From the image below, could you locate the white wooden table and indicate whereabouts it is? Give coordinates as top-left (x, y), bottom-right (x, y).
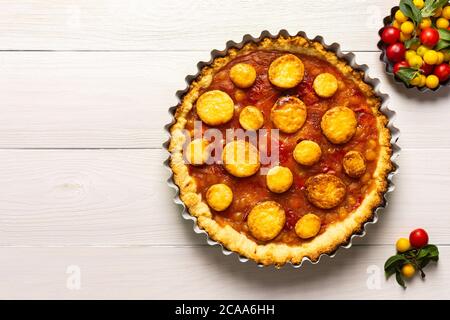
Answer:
top-left (0, 0), bottom-right (449, 299)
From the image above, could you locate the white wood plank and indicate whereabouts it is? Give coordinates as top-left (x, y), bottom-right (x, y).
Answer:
top-left (0, 0), bottom-right (392, 51)
top-left (0, 148), bottom-right (448, 246)
top-left (0, 51), bottom-right (449, 148)
top-left (0, 51), bottom-right (184, 149)
top-left (0, 246), bottom-right (447, 299)
top-left (0, 149), bottom-right (186, 246)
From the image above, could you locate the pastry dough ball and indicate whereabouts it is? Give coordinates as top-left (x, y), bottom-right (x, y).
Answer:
top-left (321, 106), bottom-right (357, 144)
top-left (313, 73), bottom-right (338, 98)
top-left (196, 90), bottom-right (234, 126)
top-left (271, 96), bottom-right (307, 133)
top-left (239, 106), bottom-right (264, 131)
top-left (247, 201), bottom-right (286, 241)
top-left (268, 54), bottom-right (305, 88)
top-left (293, 140), bottom-right (322, 166)
top-left (184, 138), bottom-right (209, 165)
top-left (305, 174), bottom-right (346, 209)
top-left (266, 166), bottom-right (293, 193)
top-left (295, 213), bottom-right (321, 239)
top-left (206, 183), bottom-right (233, 212)
top-left (229, 63), bottom-right (257, 88)
top-left (222, 140), bottom-right (260, 177)
top-left (343, 150), bottom-right (367, 178)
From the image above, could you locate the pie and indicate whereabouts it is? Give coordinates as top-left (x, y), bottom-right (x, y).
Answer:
top-left (168, 35), bottom-right (393, 266)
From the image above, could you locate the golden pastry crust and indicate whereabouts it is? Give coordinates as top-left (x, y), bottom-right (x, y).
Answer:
top-left (271, 96), bottom-right (307, 133)
top-left (247, 201), bottom-right (286, 241)
top-left (268, 54), bottom-right (305, 88)
top-left (321, 106), bottom-right (357, 144)
top-left (343, 151), bottom-right (367, 178)
top-left (305, 174), bottom-right (346, 209)
top-left (206, 184), bottom-right (233, 212)
top-left (266, 166), bottom-right (293, 193)
top-left (196, 90), bottom-right (234, 126)
top-left (313, 72), bottom-right (338, 98)
top-left (169, 35), bottom-right (393, 267)
top-left (295, 214), bottom-right (321, 239)
top-left (239, 106), bottom-right (264, 131)
top-left (293, 140), bottom-right (322, 166)
top-left (230, 63), bottom-right (257, 88)
top-left (222, 140), bottom-right (260, 178)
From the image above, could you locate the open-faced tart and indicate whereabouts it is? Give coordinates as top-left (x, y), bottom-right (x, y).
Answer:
top-left (168, 35), bottom-right (393, 266)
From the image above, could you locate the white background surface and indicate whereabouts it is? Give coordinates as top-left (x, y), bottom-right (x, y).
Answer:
top-left (0, 0), bottom-right (449, 299)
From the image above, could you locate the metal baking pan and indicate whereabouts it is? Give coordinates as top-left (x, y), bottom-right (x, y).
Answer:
top-left (164, 30), bottom-right (400, 268)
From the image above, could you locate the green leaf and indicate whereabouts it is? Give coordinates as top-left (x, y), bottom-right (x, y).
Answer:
top-left (384, 254), bottom-right (408, 271)
top-left (385, 266), bottom-right (398, 278)
top-left (417, 248), bottom-right (428, 260)
top-left (384, 255), bottom-right (409, 279)
top-left (421, 0), bottom-right (448, 17)
top-left (405, 37), bottom-right (421, 49)
top-left (418, 244), bottom-right (440, 260)
top-left (396, 67), bottom-right (421, 85)
top-left (417, 244), bottom-right (431, 258)
top-left (419, 257), bottom-right (431, 269)
top-left (400, 0), bottom-right (423, 25)
top-left (435, 40), bottom-right (450, 51)
top-left (425, 244), bottom-right (439, 260)
top-left (396, 271), bottom-right (406, 288)
top-left (438, 28), bottom-right (450, 42)
top-left (425, 244), bottom-right (439, 255)
top-left (416, 244), bottom-right (439, 271)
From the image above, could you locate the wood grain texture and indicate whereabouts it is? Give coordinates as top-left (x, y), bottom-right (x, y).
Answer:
top-left (0, 246), bottom-right (447, 299)
top-left (0, 51), bottom-right (448, 148)
top-left (0, 148), bottom-right (448, 246)
top-left (0, 0), bottom-right (449, 299)
top-left (0, 0), bottom-right (392, 51)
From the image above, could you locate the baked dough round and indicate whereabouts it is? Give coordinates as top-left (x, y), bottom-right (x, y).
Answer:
top-left (271, 96), bottom-right (307, 133)
top-left (229, 63), bottom-right (257, 88)
top-left (305, 174), bottom-right (346, 209)
top-left (222, 140), bottom-right (260, 177)
top-left (293, 140), bottom-right (322, 166)
top-left (206, 183), bottom-right (233, 211)
top-left (196, 90), bottom-right (234, 126)
top-left (295, 214), bottom-right (322, 239)
top-left (184, 138), bottom-right (209, 165)
top-left (266, 166), bottom-right (293, 193)
top-left (247, 201), bottom-right (286, 241)
top-left (239, 106), bottom-right (264, 131)
top-left (268, 54), bottom-right (305, 88)
top-left (343, 151), bottom-right (367, 178)
top-left (313, 73), bottom-right (338, 98)
top-left (321, 106), bottom-right (357, 144)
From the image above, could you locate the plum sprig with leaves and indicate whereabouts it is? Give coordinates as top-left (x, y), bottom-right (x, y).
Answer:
top-left (384, 244), bottom-right (439, 288)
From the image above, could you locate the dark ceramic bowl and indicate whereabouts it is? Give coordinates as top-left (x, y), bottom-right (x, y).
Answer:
top-left (377, 5), bottom-right (450, 92)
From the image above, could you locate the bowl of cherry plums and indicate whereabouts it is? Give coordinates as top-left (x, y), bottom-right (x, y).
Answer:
top-left (378, 0), bottom-right (450, 91)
